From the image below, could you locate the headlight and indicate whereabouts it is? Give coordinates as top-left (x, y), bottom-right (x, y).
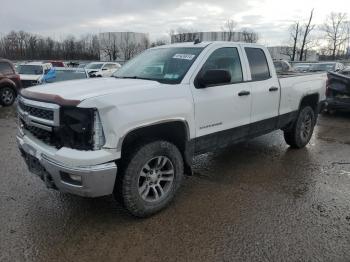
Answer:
top-left (59, 107), bottom-right (105, 150)
top-left (93, 110), bottom-right (105, 150)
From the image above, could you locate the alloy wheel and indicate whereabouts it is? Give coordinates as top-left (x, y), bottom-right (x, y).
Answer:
top-left (138, 156), bottom-right (175, 202)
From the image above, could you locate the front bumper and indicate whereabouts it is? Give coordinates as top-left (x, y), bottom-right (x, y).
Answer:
top-left (17, 135), bottom-right (117, 197)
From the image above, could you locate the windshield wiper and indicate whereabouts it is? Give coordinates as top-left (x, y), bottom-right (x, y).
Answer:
top-left (114, 76), bottom-right (162, 82)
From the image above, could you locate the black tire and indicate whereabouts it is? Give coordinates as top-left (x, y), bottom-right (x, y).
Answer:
top-left (115, 140), bottom-right (184, 217)
top-left (284, 106), bottom-right (316, 148)
top-left (0, 87), bottom-right (16, 106)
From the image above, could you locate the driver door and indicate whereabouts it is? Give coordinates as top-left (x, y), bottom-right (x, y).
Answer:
top-left (190, 45), bottom-right (252, 152)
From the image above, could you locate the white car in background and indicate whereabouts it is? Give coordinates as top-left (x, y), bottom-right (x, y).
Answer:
top-left (18, 62), bottom-right (56, 87)
top-left (85, 62), bottom-right (121, 77)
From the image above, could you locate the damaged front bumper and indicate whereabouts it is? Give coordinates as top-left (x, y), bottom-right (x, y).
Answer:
top-left (17, 134), bottom-right (118, 197)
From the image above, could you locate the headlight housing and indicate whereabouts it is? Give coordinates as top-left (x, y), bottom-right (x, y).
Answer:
top-left (59, 107), bottom-right (105, 150)
top-left (93, 110), bottom-right (105, 150)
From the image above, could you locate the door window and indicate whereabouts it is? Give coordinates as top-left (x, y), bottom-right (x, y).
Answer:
top-left (200, 47), bottom-right (243, 84)
top-left (245, 47), bottom-right (271, 81)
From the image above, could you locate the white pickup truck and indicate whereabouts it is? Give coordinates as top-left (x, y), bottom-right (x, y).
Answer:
top-left (17, 42), bottom-right (326, 217)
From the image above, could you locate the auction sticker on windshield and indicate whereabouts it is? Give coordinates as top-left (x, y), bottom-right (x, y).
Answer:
top-left (172, 54), bottom-right (196, 60)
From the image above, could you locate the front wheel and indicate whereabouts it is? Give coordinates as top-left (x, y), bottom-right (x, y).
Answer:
top-left (115, 140), bottom-right (184, 217)
top-left (0, 87), bottom-right (16, 106)
top-left (284, 106), bottom-right (316, 148)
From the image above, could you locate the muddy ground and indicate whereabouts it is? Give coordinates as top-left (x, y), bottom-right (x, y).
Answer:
top-left (0, 105), bottom-right (349, 262)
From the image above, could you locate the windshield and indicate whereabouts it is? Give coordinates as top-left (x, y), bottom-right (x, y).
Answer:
top-left (18, 65), bottom-right (43, 75)
top-left (113, 47), bottom-right (204, 84)
top-left (309, 63), bottom-right (335, 72)
top-left (46, 69), bottom-right (87, 83)
top-left (86, 63), bottom-right (103, 69)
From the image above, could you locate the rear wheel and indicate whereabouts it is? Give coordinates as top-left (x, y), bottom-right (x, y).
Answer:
top-left (0, 87), bottom-right (16, 106)
top-left (284, 106), bottom-right (316, 148)
top-left (115, 140), bottom-right (184, 217)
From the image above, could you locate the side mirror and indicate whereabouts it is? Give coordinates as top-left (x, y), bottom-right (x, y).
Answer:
top-left (102, 68), bottom-right (108, 71)
top-left (197, 69), bottom-right (231, 88)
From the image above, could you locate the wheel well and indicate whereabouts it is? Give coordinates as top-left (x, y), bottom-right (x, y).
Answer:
top-left (0, 84), bottom-right (17, 95)
top-left (120, 121), bottom-right (191, 170)
top-left (299, 94), bottom-right (319, 112)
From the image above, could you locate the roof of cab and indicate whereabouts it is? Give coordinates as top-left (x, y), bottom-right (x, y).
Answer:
top-left (152, 41), bottom-right (265, 50)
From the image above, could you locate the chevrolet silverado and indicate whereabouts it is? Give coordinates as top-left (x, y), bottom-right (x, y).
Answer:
top-left (17, 42), bottom-right (326, 217)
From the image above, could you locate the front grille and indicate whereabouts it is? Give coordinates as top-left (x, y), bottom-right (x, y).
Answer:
top-left (21, 119), bottom-right (56, 146)
top-left (18, 96), bottom-right (60, 148)
top-left (18, 100), bottom-right (54, 121)
top-left (17, 97), bottom-right (97, 151)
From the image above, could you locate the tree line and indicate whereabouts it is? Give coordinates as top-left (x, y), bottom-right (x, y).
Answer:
top-left (285, 11), bottom-right (350, 61)
top-left (0, 31), bottom-right (100, 61)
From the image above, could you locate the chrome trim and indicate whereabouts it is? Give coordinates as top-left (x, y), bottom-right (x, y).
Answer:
top-left (18, 96), bottom-right (60, 126)
top-left (41, 154), bottom-right (117, 172)
top-left (19, 96), bottom-right (60, 110)
top-left (18, 106), bottom-right (55, 128)
top-left (27, 121), bottom-right (52, 132)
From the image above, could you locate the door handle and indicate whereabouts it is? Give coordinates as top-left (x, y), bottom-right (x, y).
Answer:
top-left (269, 87), bottom-right (279, 92)
top-left (238, 90), bottom-right (250, 96)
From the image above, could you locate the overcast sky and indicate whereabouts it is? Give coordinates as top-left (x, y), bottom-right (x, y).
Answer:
top-left (1, 0), bottom-right (349, 45)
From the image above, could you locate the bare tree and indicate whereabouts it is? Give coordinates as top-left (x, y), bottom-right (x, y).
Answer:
top-left (321, 12), bottom-right (349, 59)
top-left (169, 27), bottom-right (198, 43)
top-left (299, 9), bottom-right (315, 61)
top-left (0, 30), bottom-right (100, 60)
top-left (99, 32), bottom-right (119, 61)
top-left (119, 33), bottom-right (140, 61)
top-left (288, 22), bottom-right (300, 61)
top-left (222, 19), bottom-right (237, 41)
top-left (151, 39), bottom-right (167, 47)
top-left (279, 46), bottom-right (295, 60)
top-left (241, 28), bottom-right (259, 43)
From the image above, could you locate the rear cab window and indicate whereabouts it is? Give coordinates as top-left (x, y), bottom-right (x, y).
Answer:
top-left (0, 62), bottom-right (14, 75)
top-left (245, 47), bottom-right (271, 81)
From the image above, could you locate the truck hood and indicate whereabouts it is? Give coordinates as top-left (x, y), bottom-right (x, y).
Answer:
top-left (20, 74), bottom-right (42, 81)
top-left (25, 77), bottom-right (163, 102)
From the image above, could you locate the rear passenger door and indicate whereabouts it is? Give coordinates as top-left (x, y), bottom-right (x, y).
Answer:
top-left (243, 47), bottom-right (280, 134)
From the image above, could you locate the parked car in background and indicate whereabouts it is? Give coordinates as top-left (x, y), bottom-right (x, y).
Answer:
top-left (340, 66), bottom-right (350, 76)
top-left (49, 61), bottom-right (66, 68)
top-left (309, 62), bottom-right (344, 72)
top-left (293, 63), bottom-right (312, 72)
top-left (326, 71), bottom-right (350, 112)
top-left (77, 63), bottom-right (88, 69)
top-left (273, 60), bottom-right (293, 74)
top-left (18, 62), bottom-right (56, 87)
top-left (46, 68), bottom-right (88, 83)
top-left (85, 62), bottom-right (121, 77)
top-left (17, 41), bottom-right (327, 217)
top-left (0, 59), bottom-right (21, 106)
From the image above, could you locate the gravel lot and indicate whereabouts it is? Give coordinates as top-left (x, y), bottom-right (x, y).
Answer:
top-left (0, 105), bottom-right (349, 262)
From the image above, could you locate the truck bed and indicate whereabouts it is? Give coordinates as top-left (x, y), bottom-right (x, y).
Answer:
top-left (277, 72), bottom-right (323, 78)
